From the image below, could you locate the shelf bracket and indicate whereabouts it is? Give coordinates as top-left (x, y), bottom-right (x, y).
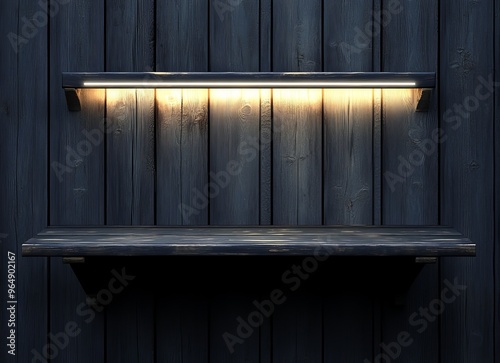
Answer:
top-left (415, 88), bottom-right (432, 112)
top-left (415, 256), bottom-right (437, 264)
top-left (63, 256), bottom-right (85, 264)
top-left (64, 88), bottom-right (81, 112)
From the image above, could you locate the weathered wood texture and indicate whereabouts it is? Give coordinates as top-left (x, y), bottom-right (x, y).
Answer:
top-left (271, 1), bottom-right (323, 361)
top-left (104, 0), bottom-right (155, 362)
top-left (48, 0), bottom-right (106, 361)
top-left (495, 0), bottom-right (500, 357)
top-left (440, 0), bottom-right (495, 362)
top-left (323, 1), bottom-right (376, 360)
top-left (1, 0), bottom-right (499, 362)
top-left (155, 1), bottom-right (210, 361)
top-left (14, 0), bottom-right (49, 360)
top-left (208, 2), bottom-right (262, 361)
top-left (22, 226), bottom-right (475, 257)
top-left (381, 1), bottom-right (440, 362)
top-left (0, 0), bottom-right (49, 361)
top-left (156, 0), bottom-right (209, 226)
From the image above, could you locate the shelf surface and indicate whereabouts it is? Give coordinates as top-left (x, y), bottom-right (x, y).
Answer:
top-left (22, 226), bottom-right (475, 257)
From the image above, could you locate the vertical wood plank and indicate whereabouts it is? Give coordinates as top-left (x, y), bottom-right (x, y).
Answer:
top-left (156, 0), bottom-right (209, 226)
top-left (382, 2), bottom-right (438, 224)
top-left (208, 1), bottom-right (261, 361)
top-left (323, 294), bottom-right (374, 362)
top-left (440, 0), bottom-right (495, 362)
top-left (106, 285), bottom-right (154, 363)
top-left (372, 0), bottom-right (382, 226)
top-left (272, 0), bottom-right (322, 225)
top-left (272, 294), bottom-right (322, 363)
top-left (49, 0), bottom-right (105, 361)
top-left (15, 0), bottom-right (49, 361)
top-left (209, 0), bottom-right (260, 225)
top-left (273, 89), bottom-right (322, 225)
top-left (381, 1), bottom-right (439, 362)
top-left (104, 0), bottom-right (155, 362)
top-left (322, 1), bottom-right (375, 361)
top-left (155, 1), bottom-right (210, 361)
top-left (106, 0), bottom-right (155, 226)
top-left (495, 0), bottom-right (500, 357)
top-left (323, 88), bottom-right (373, 223)
top-left (272, 1), bottom-right (322, 362)
top-left (209, 88), bottom-right (260, 225)
top-left (260, 0), bottom-right (272, 225)
top-left (156, 291), bottom-right (208, 363)
top-left (0, 0), bottom-right (20, 361)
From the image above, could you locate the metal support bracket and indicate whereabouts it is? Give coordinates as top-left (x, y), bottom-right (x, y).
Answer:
top-left (415, 256), bottom-right (437, 264)
top-left (62, 256), bottom-right (85, 264)
top-left (64, 88), bottom-right (81, 111)
top-left (415, 88), bottom-right (432, 112)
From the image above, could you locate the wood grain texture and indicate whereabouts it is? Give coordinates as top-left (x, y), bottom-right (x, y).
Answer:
top-left (106, 287), bottom-right (154, 363)
top-left (0, 0), bottom-right (19, 361)
top-left (3, 0), bottom-right (500, 361)
top-left (49, 0), bottom-right (106, 361)
top-left (260, 89), bottom-right (272, 225)
top-left (272, 0), bottom-right (322, 226)
top-left (22, 226), bottom-right (475, 257)
top-left (156, 293), bottom-right (208, 363)
top-left (155, 1), bottom-right (210, 361)
top-left (440, 0), bottom-right (495, 362)
top-left (272, 89), bottom-right (322, 225)
top-left (495, 0), bottom-right (500, 357)
top-left (34, 225), bottom-right (466, 236)
top-left (272, 295), bottom-right (322, 363)
top-left (271, 1), bottom-right (322, 361)
top-left (381, 1), bottom-right (440, 362)
top-left (323, 1), bottom-right (375, 360)
top-left (323, 294), bottom-right (374, 362)
top-left (208, 2), bottom-right (261, 361)
top-left (323, 0), bottom-right (374, 225)
top-left (157, 0), bottom-right (208, 71)
top-left (106, 0), bottom-right (155, 225)
top-left (14, 0), bottom-right (50, 361)
top-left (259, 0), bottom-right (272, 225)
top-left (104, 1), bottom-right (155, 362)
top-left (209, 0), bottom-right (260, 225)
top-left (156, 0), bottom-right (209, 226)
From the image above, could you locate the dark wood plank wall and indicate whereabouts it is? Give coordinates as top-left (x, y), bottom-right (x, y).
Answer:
top-left (381, 1), bottom-right (440, 362)
top-left (49, 0), bottom-right (106, 361)
top-left (323, 1), bottom-right (375, 361)
top-left (440, 0), bottom-right (496, 362)
top-left (105, 0), bottom-right (156, 362)
top-left (0, 0), bottom-right (498, 362)
top-left (495, 0), bottom-right (500, 358)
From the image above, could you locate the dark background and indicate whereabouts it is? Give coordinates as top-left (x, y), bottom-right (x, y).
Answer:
top-left (0, 0), bottom-right (498, 361)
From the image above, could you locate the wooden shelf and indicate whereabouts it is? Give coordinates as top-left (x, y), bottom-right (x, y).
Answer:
top-left (22, 226), bottom-right (474, 258)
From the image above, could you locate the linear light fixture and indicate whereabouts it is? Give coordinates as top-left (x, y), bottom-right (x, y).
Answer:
top-left (62, 72), bottom-right (435, 112)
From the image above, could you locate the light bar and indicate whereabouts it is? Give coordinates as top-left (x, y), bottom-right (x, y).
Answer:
top-left (62, 72), bottom-right (435, 111)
